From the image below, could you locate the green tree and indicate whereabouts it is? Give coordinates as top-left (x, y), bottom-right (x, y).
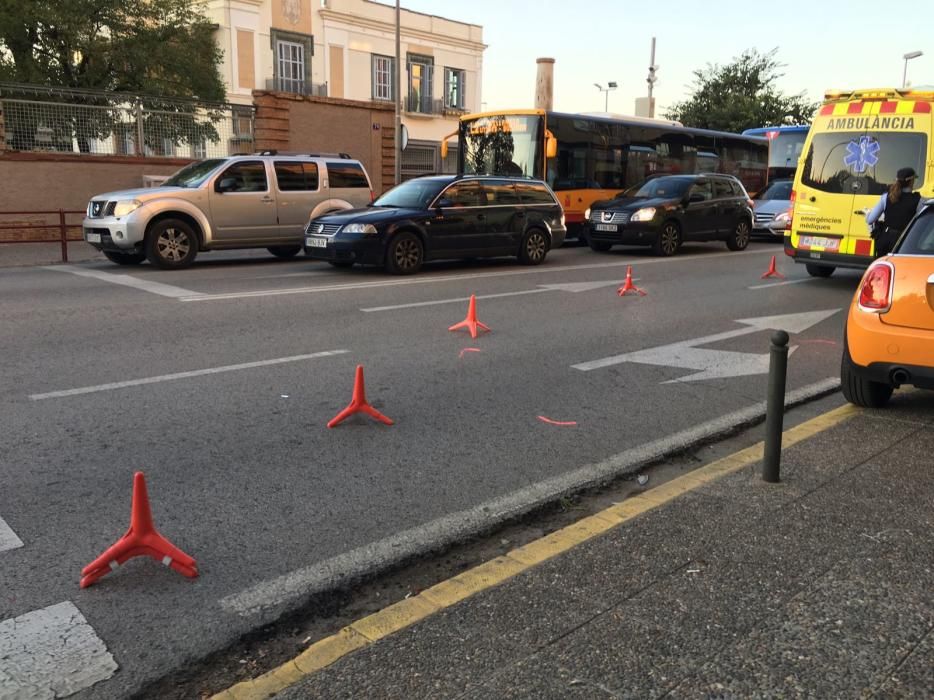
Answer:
top-left (664, 49), bottom-right (818, 132)
top-left (0, 0), bottom-right (227, 152)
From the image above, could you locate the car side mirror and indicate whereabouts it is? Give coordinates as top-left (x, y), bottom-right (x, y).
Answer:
top-left (215, 177), bottom-right (237, 193)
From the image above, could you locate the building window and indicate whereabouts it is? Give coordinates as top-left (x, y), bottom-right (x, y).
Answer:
top-left (372, 54), bottom-right (394, 101)
top-left (407, 54), bottom-right (434, 114)
top-left (401, 142), bottom-right (437, 181)
top-left (277, 40), bottom-right (305, 94)
top-left (444, 68), bottom-right (466, 110)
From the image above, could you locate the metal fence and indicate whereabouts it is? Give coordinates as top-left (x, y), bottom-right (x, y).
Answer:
top-left (0, 209), bottom-right (85, 262)
top-left (0, 83), bottom-right (254, 158)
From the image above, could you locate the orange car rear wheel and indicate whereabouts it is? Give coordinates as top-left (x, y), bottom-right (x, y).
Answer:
top-left (841, 342), bottom-right (894, 408)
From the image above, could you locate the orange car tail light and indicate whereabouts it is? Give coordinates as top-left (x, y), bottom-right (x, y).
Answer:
top-left (858, 262), bottom-right (894, 312)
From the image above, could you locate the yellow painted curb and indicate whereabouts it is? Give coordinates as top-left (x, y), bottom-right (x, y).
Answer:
top-left (211, 401), bottom-right (860, 700)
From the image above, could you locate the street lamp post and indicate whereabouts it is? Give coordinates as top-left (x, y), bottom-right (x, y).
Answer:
top-left (902, 51), bottom-right (923, 89)
top-left (594, 81), bottom-right (617, 112)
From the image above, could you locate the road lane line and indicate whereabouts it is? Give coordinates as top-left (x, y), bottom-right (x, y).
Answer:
top-left (213, 396), bottom-right (859, 700)
top-left (0, 515), bottom-right (23, 552)
top-left (0, 601), bottom-right (118, 698)
top-left (43, 265), bottom-right (201, 299)
top-left (28, 350), bottom-right (349, 401)
top-left (219, 376), bottom-right (840, 618)
top-left (181, 248), bottom-right (772, 302)
top-left (361, 288), bottom-right (550, 312)
top-left (748, 277), bottom-right (817, 290)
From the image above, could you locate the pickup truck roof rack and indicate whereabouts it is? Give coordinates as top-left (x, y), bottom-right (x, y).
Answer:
top-left (254, 150), bottom-right (353, 159)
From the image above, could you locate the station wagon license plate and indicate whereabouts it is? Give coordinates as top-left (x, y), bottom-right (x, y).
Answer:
top-left (594, 224), bottom-right (617, 232)
top-left (799, 235), bottom-right (840, 252)
top-left (306, 236), bottom-right (328, 248)
top-left (86, 232), bottom-right (101, 244)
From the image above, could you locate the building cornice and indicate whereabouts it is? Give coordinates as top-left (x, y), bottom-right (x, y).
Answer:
top-left (318, 9), bottom-right (487, 52)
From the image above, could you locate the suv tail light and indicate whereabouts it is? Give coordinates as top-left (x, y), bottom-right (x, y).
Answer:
top-left (858, 262), bottom-right (894, 312)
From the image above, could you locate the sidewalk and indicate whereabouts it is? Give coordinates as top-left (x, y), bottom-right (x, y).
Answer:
top-left (228, 391), bottom-right (933, 699)
top-left (0, 242), bottom-right (103, 267)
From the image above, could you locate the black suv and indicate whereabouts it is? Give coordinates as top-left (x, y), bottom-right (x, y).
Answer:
top-left (303, 175), bottom-right (566, 274)
top-left (586, 174), bottom-right (753, 256)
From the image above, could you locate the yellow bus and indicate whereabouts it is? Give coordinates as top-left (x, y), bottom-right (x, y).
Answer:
top-left (443, 109), bottom-right (769, 241)
top-left (787, 87), bottom-right (934, 277)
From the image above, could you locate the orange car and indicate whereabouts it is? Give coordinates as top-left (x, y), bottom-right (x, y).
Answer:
top-left (842, 200), bottom-right (934, 407)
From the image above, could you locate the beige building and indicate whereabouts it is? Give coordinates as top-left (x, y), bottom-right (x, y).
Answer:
top-left (206, 0), bottom-right (485, 178)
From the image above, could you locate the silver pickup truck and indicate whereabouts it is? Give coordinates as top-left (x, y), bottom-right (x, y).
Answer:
top-left (82, 153), bottom-right (373, 269)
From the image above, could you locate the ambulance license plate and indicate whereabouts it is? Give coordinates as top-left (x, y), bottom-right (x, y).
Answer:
top-left (799, 235), bottom-right (840, 252)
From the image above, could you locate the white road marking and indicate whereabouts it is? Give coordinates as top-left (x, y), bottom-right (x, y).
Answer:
top-left (220, 377), bottom-right (840, 616)
top-left (0, 601), bottom-right (118, 699)
top-left (572, 309), bottom-right (841, 379)
top-left (180, 248), bottom-right (771, 302)
top-left (28, 350), bottom-right (349, 401)
top-left (748, 277), bottom-right (817, 290)
top-left (0, 515), bottom-right (23, 553)
top-left (362, 288), bottom-right (549, 312)
top-left (360, 280), bottom-right (629, 312)
top-left (43, 265), bottom-right (200, 299)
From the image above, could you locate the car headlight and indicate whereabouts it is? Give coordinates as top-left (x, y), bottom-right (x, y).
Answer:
top-left (773, 211), bottom-right (792, 227)
top-left (584, 208), bottom-right (591, 220)
top-left (340, 223), bottom-right (378, 235)
top-left (631, 207), bottom-right (656, 222)
top-left (113, 200), bottom-right (142, 217)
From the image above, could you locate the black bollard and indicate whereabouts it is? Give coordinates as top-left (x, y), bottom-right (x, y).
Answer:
top-left (763, 330), bottom-right (789, 483)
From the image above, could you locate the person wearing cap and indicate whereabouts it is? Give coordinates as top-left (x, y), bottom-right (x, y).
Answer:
top-left (865, 167), bottom-right (923, 256)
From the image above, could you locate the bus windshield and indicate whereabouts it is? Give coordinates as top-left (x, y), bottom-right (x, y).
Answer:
top-left (459, 114), bottom-right (544, 180)
top-left (768, 131), bottom-right (806, 174)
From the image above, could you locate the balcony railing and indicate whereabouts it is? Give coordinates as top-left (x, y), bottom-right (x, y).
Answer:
top-left (266, 78), bottom-right (328, 97)
top-left (405, 95), bottom-right (443, 115)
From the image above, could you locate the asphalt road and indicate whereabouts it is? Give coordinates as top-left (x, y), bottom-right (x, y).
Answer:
top-left (0, 241), bottom-right (863, 698)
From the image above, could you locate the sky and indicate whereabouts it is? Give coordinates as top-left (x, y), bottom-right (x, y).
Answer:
top-left (377, 0), bottom-right (934, 117)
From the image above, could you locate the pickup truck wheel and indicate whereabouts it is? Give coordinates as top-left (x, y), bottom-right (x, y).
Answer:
top-left (268, 245), bottom-right (302, 258)
top-left (103, 251), bottom-right (146, 265)
top-left (145, 219), bottom-right (198, 269)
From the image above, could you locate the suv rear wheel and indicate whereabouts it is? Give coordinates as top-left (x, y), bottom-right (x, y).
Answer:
top-left (268, 245), bottom-right (302, 258)
top-left (145, 218), bottom-right (199, 269)
top-left (103, 251), bottom-right (146, 265)
top-left (385, 232), bottom-right (423, 275)
top-left (726, 218), bottom-right (751, 251)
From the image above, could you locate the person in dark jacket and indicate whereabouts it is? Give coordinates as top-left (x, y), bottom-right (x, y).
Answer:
top-left (866, 167), bottom-right (923, 256)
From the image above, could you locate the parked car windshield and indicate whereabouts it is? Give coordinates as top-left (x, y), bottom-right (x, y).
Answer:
top-left (624, 177), bottom-right (692, 199)
top-left (163, 159), bottom-right (227, 188)
top-left (756, 180), bottom-right (793, 200)
top-left (374, 179), bottom-right (449, 208)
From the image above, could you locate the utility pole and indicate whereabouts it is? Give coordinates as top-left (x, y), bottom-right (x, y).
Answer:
top-left (647, 37), bottom-right (658, 118)
top-left (394, 0), bottom-right (402, 185)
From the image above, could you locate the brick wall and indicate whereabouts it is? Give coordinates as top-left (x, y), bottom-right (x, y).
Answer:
top-left (253, 91), bottom-right (396, 194)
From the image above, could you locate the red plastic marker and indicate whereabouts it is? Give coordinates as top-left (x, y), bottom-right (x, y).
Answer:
top-left (327, 365), bottom-right (394, 428)
top-left (617, 266), bottom-right (646, 296)
top-left (459, 347), bottom-right (483, 359)
top-left (81, 472), bottom-right (197, 588)
top-left (761, 255), bottom-right (785, 279)
top-left (449, 295), bottom-right (491, 339)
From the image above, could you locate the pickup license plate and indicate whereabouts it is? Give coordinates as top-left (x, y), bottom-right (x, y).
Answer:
top-left (306, 236), bottom-right (328, 248)
top-left (594, 224), bottom-right (617, 232)
top-left (799, 235), bottom-right (839, 252)
top-left (86, 232), bottom-right (101, 244)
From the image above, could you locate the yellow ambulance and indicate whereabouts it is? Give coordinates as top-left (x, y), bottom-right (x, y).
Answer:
top-left (786, 88), bottom-right (934, 277)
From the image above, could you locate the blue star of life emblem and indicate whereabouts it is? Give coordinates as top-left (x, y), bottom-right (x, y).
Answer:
top-left (843, 136), bottom-right (880, 173)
